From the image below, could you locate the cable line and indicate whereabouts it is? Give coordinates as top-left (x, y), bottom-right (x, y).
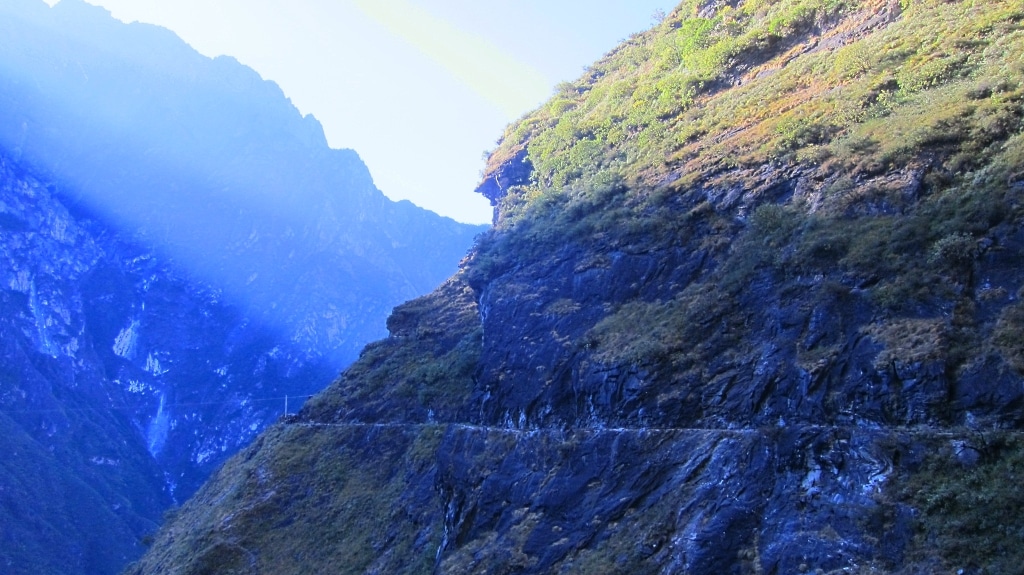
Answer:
top-left (0, 394), bottom-right (316, 416)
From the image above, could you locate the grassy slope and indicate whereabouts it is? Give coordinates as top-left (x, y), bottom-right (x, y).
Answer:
top-left (477, 0), bottom-right (1024, 381)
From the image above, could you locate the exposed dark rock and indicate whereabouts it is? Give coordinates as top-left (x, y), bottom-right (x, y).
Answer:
top-left (475, 147), bottom-right (533, 209)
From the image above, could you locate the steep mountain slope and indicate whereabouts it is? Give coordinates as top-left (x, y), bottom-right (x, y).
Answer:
top-left (0, 154), bottom-right (169, 574)
top-left (132, 0), bottom-right (1024, 573)
top-left (0, 148), bottom-right (342, 573)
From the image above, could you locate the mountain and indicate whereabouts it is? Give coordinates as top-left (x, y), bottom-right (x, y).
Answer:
top-left (0, 155), bottom-right (169, 575)
top-left (131, 0), bottom-right (1023, 574)
top-left (0, 152), bottom-right (337, 573)
top-left (0, 0), bottom-right (484, 573)
top-left (0, 0), bottom-right (486, 365)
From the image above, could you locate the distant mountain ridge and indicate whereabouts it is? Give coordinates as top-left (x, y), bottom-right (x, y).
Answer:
top-left (0, 0), bottom-right (486, 365)
top-left (0, 0), bottom-right (484, 573)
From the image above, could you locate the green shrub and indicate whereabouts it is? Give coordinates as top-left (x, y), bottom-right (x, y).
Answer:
top-left (927, 232), bottom-right (978, 267)
top-left (993, 301), bottom-right (1024, 373)
top-left (899, 434), bottom-right (1024, 575)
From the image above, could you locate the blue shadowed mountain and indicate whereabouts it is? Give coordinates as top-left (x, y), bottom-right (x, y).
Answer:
top-left (0, 1), bottom-right (486, 573)
top-left (0, 0), bottom-right (486, 364)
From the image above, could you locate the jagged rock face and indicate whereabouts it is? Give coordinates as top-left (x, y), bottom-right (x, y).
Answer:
top-left (0, 151), bottom-right (338, 573)
top-left (0, 156), bottom-right (168, 573)
top-left (119, 421), bottom-right (915, 575)
top-left (77, 235), bottom-right (338, 501)
top-left (475, 148), bottom-right (533, 210)
top-left (133, 0), bottom-right (1024, 574)
top-left (465, 191), bottom-right (1024, 432)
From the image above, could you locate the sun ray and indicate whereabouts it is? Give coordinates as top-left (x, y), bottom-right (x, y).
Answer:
top-left (352, 0), bottom-right (549, 119)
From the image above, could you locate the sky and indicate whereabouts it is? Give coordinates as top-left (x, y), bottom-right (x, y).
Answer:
top-left (61, 0), bottom-right (680, 224)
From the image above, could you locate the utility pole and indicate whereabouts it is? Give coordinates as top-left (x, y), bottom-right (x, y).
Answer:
top-left (284, 395), bottom-right (288, 416)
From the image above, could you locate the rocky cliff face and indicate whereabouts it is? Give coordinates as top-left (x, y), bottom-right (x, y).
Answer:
top-left (132, 0), bottom-right (1024, 573)
top-left (0, 154), bottom-right (168, 575)
top-left (0, 149), bottom-right (340, 573)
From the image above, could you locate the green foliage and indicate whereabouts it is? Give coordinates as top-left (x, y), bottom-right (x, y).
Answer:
top-left (899, 434), bottom-right (1024, 575)
top-left (477, 0), bottom-right (1024, 315)
top-left (133, 424), bottom-right (445, 575)
top-left (927, 232), bottom-right (978, 267)
top-left (492, 0), bottom-right (873, 191)
top-left (137, 4), bottom-right (1024, 574)
top-left (402, 327), bottom-right (482, 406)
top-left (587, 282), bottom-right (746, 372)
top-left (993, 299), bottom-right (1024, 373)
top-left (498, 18), bottom-right (1017, 394)
top-left (749, 203), bottom-right (801, 247)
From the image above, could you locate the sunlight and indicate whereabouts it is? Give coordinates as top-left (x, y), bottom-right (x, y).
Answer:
top-left (352, 0), bottom-right (549, 119)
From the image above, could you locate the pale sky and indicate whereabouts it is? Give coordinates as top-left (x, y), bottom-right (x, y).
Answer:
top-left (58, 0), bottom-right (679, 224)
